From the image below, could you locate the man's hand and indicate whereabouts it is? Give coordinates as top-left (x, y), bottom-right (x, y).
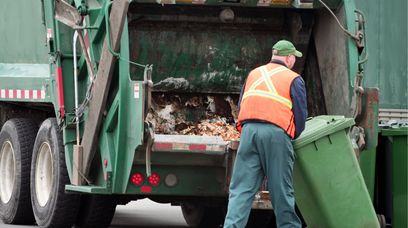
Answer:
top-left (236, 121), bottom-right (242, 133)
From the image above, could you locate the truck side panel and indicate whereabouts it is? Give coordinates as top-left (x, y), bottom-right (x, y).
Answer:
top-left (0, 0), bottom-right (48, 64)
top-left (355, 0), bottom-right (408, 109)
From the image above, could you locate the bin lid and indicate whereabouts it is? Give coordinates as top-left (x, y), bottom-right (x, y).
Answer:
top-left (382, 127), bottom-right (408, 136)
top-left (292, 115), bottom-right (355, 149)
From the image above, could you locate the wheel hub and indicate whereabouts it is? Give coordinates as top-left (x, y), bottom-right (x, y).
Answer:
top-left (35, 142), bottom-right (54, 207)
top-left (0, 141), bottom-right (16, 204)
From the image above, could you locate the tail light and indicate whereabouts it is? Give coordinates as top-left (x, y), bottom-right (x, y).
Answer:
top-left (130, 173), bottom-right (144, 186)
top-left (148, 173), bottom-right (161, 186)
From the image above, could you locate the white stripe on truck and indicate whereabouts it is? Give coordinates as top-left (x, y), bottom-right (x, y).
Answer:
top-left (0, 88), bottom-right (46, 100)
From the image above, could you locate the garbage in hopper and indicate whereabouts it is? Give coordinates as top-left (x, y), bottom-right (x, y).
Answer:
top-left (146, 93), bottom-right (240, 141)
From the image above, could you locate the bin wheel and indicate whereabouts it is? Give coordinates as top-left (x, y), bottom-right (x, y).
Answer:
top-left (377, 214), bottom-right (386, 228)
top-left (74, 195), bottom-right (117, 228)
top-left (0, 119), bottom-right (37, 225)
top-left (30, 118), bottom-right (80, 227)
top-left (181, 202), bottom-right (225, 227)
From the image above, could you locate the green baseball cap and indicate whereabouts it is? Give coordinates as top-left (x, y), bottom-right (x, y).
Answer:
top-left (272, 40), bottom-right (303, 57)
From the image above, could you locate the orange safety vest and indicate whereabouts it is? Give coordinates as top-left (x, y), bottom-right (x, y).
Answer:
top-left (237, 63), bottom-right (299, 138)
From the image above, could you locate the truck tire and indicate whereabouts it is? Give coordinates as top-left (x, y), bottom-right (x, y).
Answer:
top-left (181, 202), bottom-right (225, 227)
top-left (30, 118), bottom-right (79, 228)
top-left (0, 119), bottom-right (37, 225)
top-left (74, 195), bottom-right (117, 228)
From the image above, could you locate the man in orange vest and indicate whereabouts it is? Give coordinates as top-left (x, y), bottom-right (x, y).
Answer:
top-left (224, 40), bottom-right (307, 228)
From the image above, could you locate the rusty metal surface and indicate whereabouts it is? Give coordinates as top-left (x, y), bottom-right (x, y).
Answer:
top-left (314, 7), bottom-right (352, 116)
top-left (355, 87), bottom-right (379, 147)
top-left (128, 5), bottom-right (314, 93)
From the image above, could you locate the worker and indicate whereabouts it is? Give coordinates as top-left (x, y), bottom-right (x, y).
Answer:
top-left (224, 40), bottom-right (308, 228)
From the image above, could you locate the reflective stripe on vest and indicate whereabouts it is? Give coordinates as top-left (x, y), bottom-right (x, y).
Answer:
top-left (238, 63), bottom-right (298, 138)
top-left (242, 65), bottom-right (293, 109)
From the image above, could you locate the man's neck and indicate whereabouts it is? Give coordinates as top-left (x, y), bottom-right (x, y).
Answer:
top-left (270, 59), bottom-right (288, 68)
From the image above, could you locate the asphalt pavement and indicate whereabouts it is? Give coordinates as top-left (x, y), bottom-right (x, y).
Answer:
top-left (110, 199), bottom-right (189, 228)
top-left (0, 199), bottom-right (189, 228)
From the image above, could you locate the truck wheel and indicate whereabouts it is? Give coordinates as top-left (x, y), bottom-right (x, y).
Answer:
top-left (74, 195), bottom-right (117, 228)
top-left (181, 202), bottom-right (225, 227)
top-left (30, 118), bottom-right (79, 228)
top-left (0, 119), bottom-right (37, 224)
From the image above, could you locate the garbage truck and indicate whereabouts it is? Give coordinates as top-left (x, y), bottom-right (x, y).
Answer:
top-left (0, 0), bottom-right (406, 227)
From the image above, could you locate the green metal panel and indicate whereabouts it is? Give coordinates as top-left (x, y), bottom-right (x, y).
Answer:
top-left (0, 1), bottom-right (53, 105)
top-left (0, 0), bottom-right (48, 63)
top-left (63, 18), bottom-right (146, 193)
top-left (111, 23), bottom-right (145, 193)
top-left (355, 0), bottom-right (408, 109)
top-left (126, 165), bottom-right (227, 196)
top-left (343, 0), bottom-right (359, 99)
top-left (128, 5), bottom-right (314, 93)
top-left (0, 64), bottom-right (52, 103)
top-left (65, 184), bottom-right (110, 194)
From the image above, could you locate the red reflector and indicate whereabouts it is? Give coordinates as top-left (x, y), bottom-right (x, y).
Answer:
top-left (56, 67), bottom-right (65, 118)
top-left (130, 173), bottom-right (144, 186)
top-left (189, 144), bottom-right (206, 151)
top-left (141, 186), bottom-right (152, 193)
top-left (148, 173), bottom-right (161, 186)
top-left (154, 143), bottom-right (173, 150)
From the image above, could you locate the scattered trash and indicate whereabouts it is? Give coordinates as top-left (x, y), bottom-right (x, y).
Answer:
top-left (153, 77), bottom-right (190, 91)
top-left (180, 118), bottom-right (240, 141)
top-left (147, 93), bottom-right (240, 141)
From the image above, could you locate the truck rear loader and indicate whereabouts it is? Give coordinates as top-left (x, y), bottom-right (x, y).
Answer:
top-left (0, 0), bottom-right (406, 227)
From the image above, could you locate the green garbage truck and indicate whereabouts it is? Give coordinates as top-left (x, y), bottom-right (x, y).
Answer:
top-left (0, 0), bottom-right (406, 227)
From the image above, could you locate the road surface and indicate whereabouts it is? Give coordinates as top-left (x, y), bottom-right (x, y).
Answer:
top-left (110, 199), bottom-right (189, 228)
top-left (0, 199), bottom-right (189, 228)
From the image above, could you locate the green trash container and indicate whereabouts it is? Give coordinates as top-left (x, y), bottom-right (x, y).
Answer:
top-left (382, 127), bottom-right (408, 228)
top-left (292, 116), bottom-right (379, 228)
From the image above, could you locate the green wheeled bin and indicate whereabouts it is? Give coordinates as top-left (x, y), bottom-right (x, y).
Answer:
top-left (292, 116), bottom-right (380, 228)
top-left (381, 127), bottom-right (408, 228)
